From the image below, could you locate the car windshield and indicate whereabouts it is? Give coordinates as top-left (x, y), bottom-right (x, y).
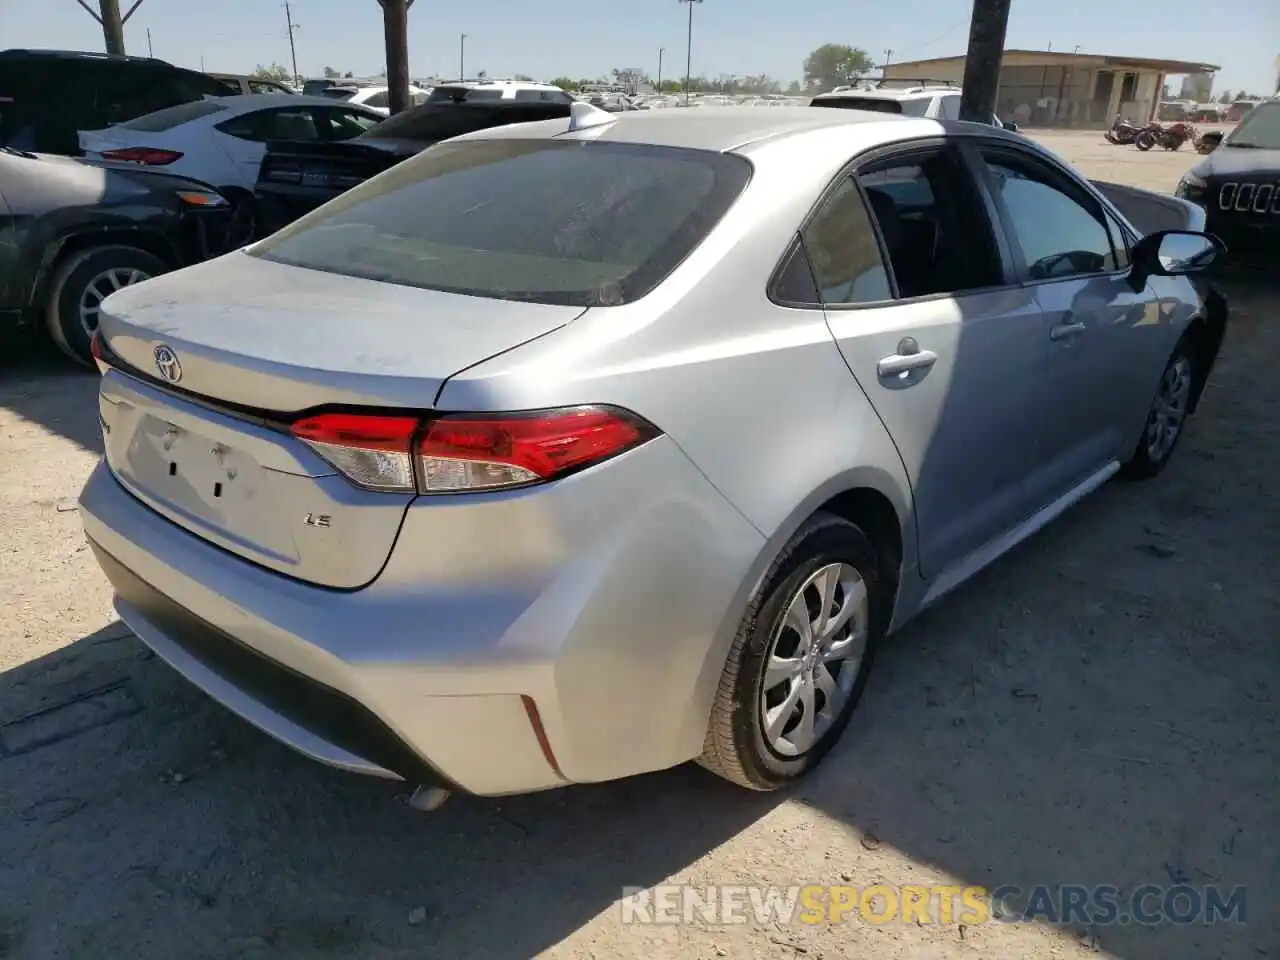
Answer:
top-left (810, 96), bottom-right (929, 117)
top-left (117, 99), bottom-right (229, 131)
top-left (1226, 102), bottom-right (1280, 149)
top-left (249, 139), bottom-right (751, 307)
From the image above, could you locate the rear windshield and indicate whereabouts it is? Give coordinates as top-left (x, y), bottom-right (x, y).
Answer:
top-left (249, 139), bottom-right (752, 306)
top-left (428, 86), bottom-right (504, 102)
top-left (364, 102), bottom-right (569, 141)
top-left (322, 87), bottom-right (358, 100)
top-left (119, 99), bottom-right (229, 131)
top-left (811, 96), bottom-right (929, 117)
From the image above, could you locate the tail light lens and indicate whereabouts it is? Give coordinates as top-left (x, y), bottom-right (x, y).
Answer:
top-left (290, 406), bottom-right (658, 494)
top-left (290, 413), bottom-right (419, 492)
top-left (89, 331), bottom-right (110, 375)
top-left (100, 147), bottom-right (184, 165)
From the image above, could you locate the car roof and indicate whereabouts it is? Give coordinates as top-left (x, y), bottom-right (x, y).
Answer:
top-left (814, 87), bottom-right (951, 101)
top-left (459, 105), bottom-right (938, 152)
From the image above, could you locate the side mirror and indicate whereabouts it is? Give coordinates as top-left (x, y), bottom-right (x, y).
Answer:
top-left (1129, 229), bottom-right (1226, 289)
top-left (1002, 119), bottom-right (1019, 132)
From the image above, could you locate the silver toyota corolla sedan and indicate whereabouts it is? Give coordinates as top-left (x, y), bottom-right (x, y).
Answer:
top-left (81, 104), bottom-right (1226, 802)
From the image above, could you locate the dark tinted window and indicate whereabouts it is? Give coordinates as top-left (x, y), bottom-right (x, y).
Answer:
top-left (315, 107), bottom-right (381, 139)
top-left (322, 87), bottom-right (358, 100)
top-left (857, 150), bottom-right (1001, 297)
top-left (981, 152), bottom-right (1119, 279)
top-left (365, 91), bottom-right (390, 109)
top-left (250, 140), bottom-right (751, 306)
top-left (1227, 100), bottom-right (1280, 149)
top-left (218, 107), bottom-right (319, 141)
top-left (120, 99), bottom-right (228, 130)
top-left (365, 102), bottom-right (568, 141)
top-left (802, 178), bottom-right (892, 304)
top-left (427, 85), bottom-right (503, 102)
top-left (810, 96), bottom-right (929, 117)
top-left (514, 88), bottom-right (574, 103)
top-left (771, 241), bottom-right (821, 305)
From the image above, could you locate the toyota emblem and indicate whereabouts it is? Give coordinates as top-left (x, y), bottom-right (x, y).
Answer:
top-left (153, 345), bottom-right (182, 383)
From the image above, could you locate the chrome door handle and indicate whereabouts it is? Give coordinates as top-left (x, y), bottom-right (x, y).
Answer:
top-left (1050, 321), bottom-right (1087, 341)
top-left (877, 350), bottom-right (938, 377)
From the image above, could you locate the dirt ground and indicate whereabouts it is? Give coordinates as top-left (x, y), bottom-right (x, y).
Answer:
top-left (0, 131), bottom-right (1276, 960)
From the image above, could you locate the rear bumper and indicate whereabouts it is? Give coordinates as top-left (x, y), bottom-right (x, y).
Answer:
top-left (79, 436), bottom-right (764, 796)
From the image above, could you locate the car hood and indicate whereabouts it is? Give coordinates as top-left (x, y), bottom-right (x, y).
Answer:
top-left (1193, 145), bottom-right (1280, 178)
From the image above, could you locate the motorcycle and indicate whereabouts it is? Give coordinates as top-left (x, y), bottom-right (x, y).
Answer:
top-left (1136, 121), bottom-right (1194, 152)
top-left (1104, 116), bottom-right (1144, 145)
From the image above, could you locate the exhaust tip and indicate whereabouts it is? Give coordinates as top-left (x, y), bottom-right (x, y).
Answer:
top-left (408, 784), bottom-right (451, 812)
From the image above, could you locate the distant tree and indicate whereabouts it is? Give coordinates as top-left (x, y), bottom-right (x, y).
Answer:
top-left (343, 71), bottom-right (354, 78)
top-left (1217, 89), bottom-right (1233, 103)
top-left (786, 79), bottom-right (802, 95)
top-left (322, 66), bottom-right (341, 78)
top-left (550, 76), bottom-right (579, 91)
top-left (514, 73), bottom-right (534, 81)
top-left (803, 44), bottom-right (874, 92)
top-left (251, 62), bottom-right (293, 82)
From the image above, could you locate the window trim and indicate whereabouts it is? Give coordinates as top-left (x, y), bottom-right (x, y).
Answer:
top-left (766, 235), bottom-right (824, 310)
top-left (962, 139), bottom-right (1133, 286)
top-left (767, 137), bottom-right (1020, 311)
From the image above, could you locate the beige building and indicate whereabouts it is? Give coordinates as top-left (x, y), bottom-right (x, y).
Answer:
top-left (883, 49), bottom-right (1219, 128)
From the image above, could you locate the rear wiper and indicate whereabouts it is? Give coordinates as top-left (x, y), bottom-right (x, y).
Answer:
top-left (0, 145), bottom-right (37, 159)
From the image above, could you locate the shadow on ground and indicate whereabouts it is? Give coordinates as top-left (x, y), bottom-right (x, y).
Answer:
top-left (0, 344), bottom-right (101, 456)
top-left (0, 281), bottom-right (1275, 960)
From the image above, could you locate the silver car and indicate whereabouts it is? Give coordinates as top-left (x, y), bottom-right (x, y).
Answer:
top-left (81, 106), bottom-right (1226, 801)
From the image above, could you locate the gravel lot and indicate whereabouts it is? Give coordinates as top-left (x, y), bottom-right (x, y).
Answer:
top-left (1, 131), bottom-right (1275, 960)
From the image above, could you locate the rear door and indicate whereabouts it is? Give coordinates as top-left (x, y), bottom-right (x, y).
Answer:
top-left (793, 142), bottom-right (1048, 577)
top-left (967, 141), bottom-right (1161, 504)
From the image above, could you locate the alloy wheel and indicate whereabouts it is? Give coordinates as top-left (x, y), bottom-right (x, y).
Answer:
top-left (77, 267), bottom-right (150, 339)
top-left (760, 562), bottom-right (869, 757)
top-left (1145, 355), bottom-right (1192, 462)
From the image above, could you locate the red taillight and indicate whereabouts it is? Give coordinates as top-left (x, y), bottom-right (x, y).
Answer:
top-left (100, 147), bottom-right (184, 165)
top-left (289, 406), bottom-right (657, 494)
top-left (417, 407), bottom-right (654, 492)
top-left (290, 413), bottom-right (419, 492)
top-left (90, 331), bottom-right (110, 374)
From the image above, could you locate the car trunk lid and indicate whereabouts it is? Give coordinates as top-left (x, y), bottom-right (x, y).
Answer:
top-left (96, 251), bottom-right (583, 587)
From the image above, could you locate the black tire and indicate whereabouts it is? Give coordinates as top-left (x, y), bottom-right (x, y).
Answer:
top-left (44, 245), bottom-right (167, 366)
top-left (1135, 131), bottom-right (1156, 151)
top-left (698, 513), bottom-right (886, 791)
top-left (1121, 338), bottom-right (1196, 481)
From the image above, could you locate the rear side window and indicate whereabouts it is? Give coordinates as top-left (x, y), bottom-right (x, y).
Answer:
top-left (514, 88), bottom-right (574, 103)
top-left (119, 99), bottom-right (229, 131)
top-left (801, 178), bottom-right (892, 304)
top-left (365, 91), bottom-right (390, 109)
top-left (250, 140), bottom-right (752, 306)
top-left (428, 86), bottom-right (504, 102)
top-left (811, 96), bottom-right (930, 118)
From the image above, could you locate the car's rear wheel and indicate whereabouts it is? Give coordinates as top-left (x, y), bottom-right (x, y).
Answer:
top-left (1122, 338), bottom-right (1196, 480)
top-left (698, 513), bottom-right (884, 791)
top-left (44, 245), bottom-right (166, 366)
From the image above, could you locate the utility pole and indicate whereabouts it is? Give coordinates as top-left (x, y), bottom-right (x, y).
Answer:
top-left (375, 0), bottom-right (413, 114)
top-left (283, 0), bottom-right (301, 87)
top-left (657, 48), bottom-right (664, 91)
top-left (678, 0), bottom-right (703, 104)
top-left (958, 0), bottom-right (1012, 122)
top-left (459, 33), bottom-right (467, 80)
top-left (73, 0), bottom-right (149, 56)
top-left (146, 28), bottom-right (153, 57)
top-left (883, 48), bottom-right (893, 71)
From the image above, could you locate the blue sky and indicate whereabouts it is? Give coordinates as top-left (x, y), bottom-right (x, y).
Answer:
top-left (2, 0), bottom-right (1276, 95)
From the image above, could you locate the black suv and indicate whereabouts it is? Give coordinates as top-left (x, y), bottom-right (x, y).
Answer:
top-left (0, 49), bottom-right (235, 157)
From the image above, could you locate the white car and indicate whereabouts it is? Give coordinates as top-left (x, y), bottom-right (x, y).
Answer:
top-left (324, 85), bottom-right (431, 116)
top-left (811, 83), bottom-right (1016, 130)
top-left (78, 95), bottom-right (384, 239)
